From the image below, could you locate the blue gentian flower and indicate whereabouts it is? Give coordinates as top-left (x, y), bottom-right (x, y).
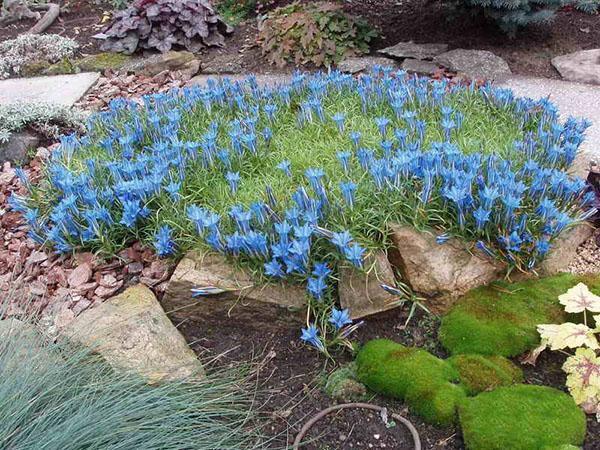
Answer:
top-left (225, 171), bottom-right (240, 194)
top-left (329, 308), bottom-right (352, 329)
top-left (264, 259), bottom-right (284, 278)
top-left (331, 230), bottom-right (352, 251)
top-left (307, 276), bottom-right (326, 300)
top-left (337, 151), bottom-right (352, 173)
top-left (345, 243), bottom-right (365, 268)
top-left (277, 160), bottom-right (292, 177)
top-left (332, 113), bottom-right (346, 132)
top-left (300, 325), bottom-right (324, 351)
top-left (312, 262), bottom-right (332, 280)
top-left (339, 181), bottom-right (357, 208)
top-left (154, 225), bottom-right (175, 256)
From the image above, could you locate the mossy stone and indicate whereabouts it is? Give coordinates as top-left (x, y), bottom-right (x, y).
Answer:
top-left (75, 52), bottom-right (131, 72)
top-left (20, 60), bottom-right (53, 77)
top-left (356, 339), bottom-right (465, 425)
top-left (44, 58), bottom-right (78, 75)
top-left (448, 354), bottom-right (523, 396)
top-left (459, 384), bottom-right (586, 450)
top-left (439, 273), bottom-right (600, 357)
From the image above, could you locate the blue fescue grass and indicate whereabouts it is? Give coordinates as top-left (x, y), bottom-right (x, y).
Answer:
top-left (0, 313), bottom-right (266, 450)
top-left (11, 69), bottom-right (594, 300)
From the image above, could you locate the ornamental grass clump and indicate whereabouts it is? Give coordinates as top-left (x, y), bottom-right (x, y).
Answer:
top-left (0, 316), bottom-right (264, 449)
top-left (11, 69), bottom-right (594, 339)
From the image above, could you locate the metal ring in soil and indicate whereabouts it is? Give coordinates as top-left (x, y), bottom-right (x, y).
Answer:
top-left (292, 402), bottom-right (421, 450)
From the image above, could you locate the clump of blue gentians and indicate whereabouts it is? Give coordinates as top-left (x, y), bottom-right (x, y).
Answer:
top-left (9, 68), bottom-right (595, 351)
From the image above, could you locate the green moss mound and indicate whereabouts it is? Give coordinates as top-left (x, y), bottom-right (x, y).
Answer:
top-left (76, 52), bottom-right (131, 72)
top-left (448, 354), bottom-right (523, 396)
top-left (439, 273), bottom-right (600, 357)
top-left (356, 339), bottom-right (465, 425)
top-left (459, 384), bottom-right (586, 450)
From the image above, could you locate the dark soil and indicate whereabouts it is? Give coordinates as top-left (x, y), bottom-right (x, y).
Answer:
top-left (175, 306), bottom-right (600, 449)
top-left (345, 0), bottom-right (600, 79)
top-left (0, 0), bottom-right (106, 54)
top-left (1, 0), bottom-right (599, 79)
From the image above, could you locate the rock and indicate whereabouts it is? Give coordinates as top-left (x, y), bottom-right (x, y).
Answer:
top-left (162, 252), bottom-right (306, 324)
top-left (0, 72), bottom-right (101, 106)
top-left (187, 73), bottom-right (293, 89)
top-left (378, 41), bottom-right (448, 61)
top-left (434, 49), bottom-right (511, 81)
top-left (388, 225), bottom-right (504, 312)
top-left (53, 307), bottom-right (75, 330)
top-left (122, 51), bottom-right (200, 77)
top-left (64, 284), bottom-right (204, 382)
top-left (338, 251), bottom-right (398, 319)
top-left (67, 262), bottom-right (92, 288)
top-left (337, 56), bottom-right (399, 74)
top-left (540, 223), bottom-right (595, 275)
top-left (202, 53), bottom-right (244, 74)
top-left (552, 49), bottom-right (600, 85)
top-left (26, 250), bottom-right (48, 265)
top-left (76, 52), bottom-right (132, 73)
top-left (401, 58), bottom-right (440, 76)
top-left (0, 132), bottom-right (40, 164)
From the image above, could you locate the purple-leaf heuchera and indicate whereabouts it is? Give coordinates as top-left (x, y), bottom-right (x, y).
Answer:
top-left (9, 68), bottom-right (596, 353)
top-left (100, 0), bottom-right (232, 54)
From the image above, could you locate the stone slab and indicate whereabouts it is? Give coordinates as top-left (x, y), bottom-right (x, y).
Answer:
top-left (0, 72), bottom-right (100, 106)
top-left (552, 49), bottom-right (600, 86)
top-left (496, 75), bottom-right (600, 178)
top-left (435, 49), bottom-right (511, 81)
top-left (337, 56), bottom-right (399, 74)
top-left (187, 73), bottom-right (292, 89)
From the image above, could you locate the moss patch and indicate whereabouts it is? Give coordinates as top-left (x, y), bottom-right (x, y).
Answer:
top-left (459, 384), bottom-right (586, 450)
top-left (439, 273), bottom-right (600, 357)
top-left (324, 363), bottom-right (367, 402)
top-left (356, 339), bottom-right (465, 425)
top-left (448, 354), bottom-right (523, 396)
top-left (76, 52), bottom-right (131, 72)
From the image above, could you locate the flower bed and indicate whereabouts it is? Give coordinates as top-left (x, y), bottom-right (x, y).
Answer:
top-left (11, 69), bottom-right (593, 314)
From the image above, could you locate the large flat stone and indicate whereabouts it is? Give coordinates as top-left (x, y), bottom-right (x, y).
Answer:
top-left (187, 73), bottom-right (292, 89)
top-left (337, 56), bottom-right (399, 74)
top-left (552, 49), bottom-right (600, 85)
top-left (378, 41), bottom-right (448, 61)
top-left (0, 72), bottom-right (100, 106)
top-left (388, 224), bottom-right (505, 313)
top-left (65, 284), bottom-right (204, 383)
top-left (162, 252), bottom-right (306, 324)
top-left (338, 251), bottom-right (398, 319)
top-left (496, 75), bottom-right (600, 178)
top-left (435, 49), bottom-right (511, 81)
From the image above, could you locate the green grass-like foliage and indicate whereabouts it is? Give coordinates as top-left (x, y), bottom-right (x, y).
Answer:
top-left (447, 354), bottom-right (523, 396)
top-left (459, 384), bottom-right (586, 450)
top-left (439, 273), bottom-right (600, 357)
top-left (0, 318), bottom-right (263, 450)
top-left (258, 2), bottom-right (377, 67)
top-left (356, 339), bottom-right (466, 425)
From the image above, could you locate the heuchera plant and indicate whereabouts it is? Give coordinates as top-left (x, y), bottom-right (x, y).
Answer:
top-left (530, 283), bottom-right (600, 420)
top-left (102, 0), bottom-right (231, 53)
top-left (258, 2), bottom-right (376, 67)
